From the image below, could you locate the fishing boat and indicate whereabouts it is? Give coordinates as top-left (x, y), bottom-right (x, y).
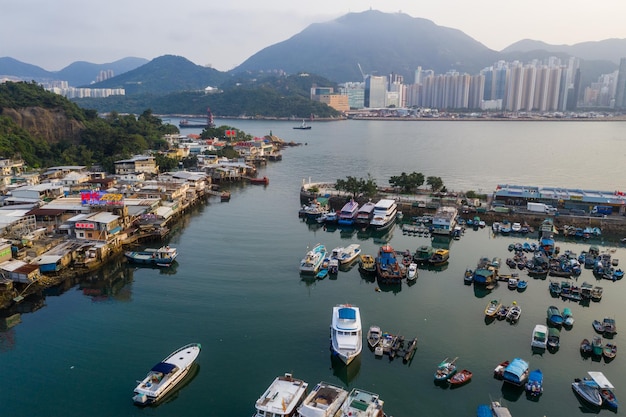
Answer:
top-left (328, 259), bottom-right (339, 275)
top-left (592, 335), bottom-right (603, 356)
top-left (603, 343), bottom-right (617, 360)
top-left (572, 378), bottom-right (602, 408)
top-left (293, 119), bottom-right (311, 130)
top-left (367, 325), bottom-right (382, 349)
top-left (591, 286), bottom-right (603, 301)
top-left (496, 305), bottom-right (509, 321)
top-left (517, 279), bottom-right (528, 291)
top-left (299, 244), bottom-right (327, 274)
top-left (428, 248), bottom-right (450, 266)
top-left (593, 320), bottom-right (605, 333)
top-left (506, 303), bottom-right (521, 323)
top-left (330, 304), bottom-right (362, 365)
top-left (375, 245), bottom-right (403, 284)
top-left (448, 369), bottom-right (472, 386)
top-left (297, 381), bottom-right (348, 417)
top-left (484, 299), bottom-right (501, 317)
top-left (336, 244), bottom-right (361, 265)
top-left (580, 339), bottom-right (593, 355)
top-left (406, 262), bottom-right (418, 281)
top-left (603, 317), bottom-right (617, 336)
top-left (587, 371), bottom-right (619, 410)
top-left (548, 281), bottom-right (562, 296)
top-left (547, 327), bottom-right (560, 349)
top-left (507, 277), bottom-right (518, 289)
top-left (434, 357), bottom-right (458, 381)
top-left (132, 342), bottom-right (201, 405)
top-left (502, 357), bottom-right (529, 386)
top-left (336, 388), bottom-right (385, 417)
top-left (125, 246), bottom-right (178, 266)
top-left (253, 373), bottom-right (309, 417)
top-left (358, 254), bottom-right (376, 275)
top-left (547, 306), bottom-right (564, 327)
top-left (531, 324), bottom-right (548, 350)
top-left (463, 268), bottom-right (474, 284)
top-left (563, 308), bottom-right (574, 327)
top-left (248, 176), bottom-right (269, 185)
top-left (525, 369), bottom-right (543, 397)
top-left (413, 245), bottom-right (434, 264)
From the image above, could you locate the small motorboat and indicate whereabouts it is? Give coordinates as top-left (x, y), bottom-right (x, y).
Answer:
top-left (316, 269), bottom-right (329, 279)
top-left (603, 317), bottom-right (617, 336)
top-left (506, 303), bottom-right (521, 323)
top-left (434, 357), bottom-right (458, 381)
top-left (572, 378), bottom-right (602, 407)
top-left (593, 320), bottom-right (605, 333)
top-left (525, 369), bottom-right (543, 397)
top-left (496, 305), bottom-right (509, 321)
top-left (587, 371), bottom-right (619, 410)
top-left (547, 306), bottom-right (564, 327)
top-left (580, 338), bottom-right (593, 355)
top-left (592, 335), bottom-right (603, 356)
top-left (547, 327), bottom-right (560, 349)
top-left (493, 360), bottom-right (509, 380)
top-left (603, 343), bottom-right (617, 360)
top-left (407, 262), bottom-right (418, 281)
top-left (517, 279), bottom-right (528, 291)
top-left (367, 325), bottom-right (382, 349)
top-left (485, 299), bottom-right (501, 317)
top-left (448, 369), bottom-right (472, 386)
top-left (563, 308), bottom-right (574, 327)
top-left (507, 277), bottom-right (518, 289)
top-left (463, 268), bottom-right (473, 284)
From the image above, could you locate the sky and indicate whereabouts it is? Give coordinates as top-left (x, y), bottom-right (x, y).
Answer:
top-left (4, 0), bottom-right (626, 72)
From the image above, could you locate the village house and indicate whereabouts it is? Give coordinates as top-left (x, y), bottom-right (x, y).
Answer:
top-left (5, 183), bottom-right (64, 205)
top-left (114, 155), bottom-right (158, 176)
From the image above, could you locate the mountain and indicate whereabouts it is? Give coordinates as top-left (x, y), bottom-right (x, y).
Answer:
top-left (88, 55), bottom-right (230, 95)
top-left (232, 10), bottom-right (501, 82)
top-left (0, 56), bottom-right (149, 86)
top-left (503, 38), bottom-right (626, 65)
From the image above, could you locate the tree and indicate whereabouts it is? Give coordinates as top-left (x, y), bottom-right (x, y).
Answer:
top-left (335, 175), bottom-right (378, 198)
top-left (389, 172), bottom-right (424, 193)
top-left (426, 176), bottom-right (444, 192)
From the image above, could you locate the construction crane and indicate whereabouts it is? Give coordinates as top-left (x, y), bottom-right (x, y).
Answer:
top-left (357, 63), bottom-right (366, 81)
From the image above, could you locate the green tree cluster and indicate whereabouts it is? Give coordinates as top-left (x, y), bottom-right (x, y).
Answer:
top-left (335, 175), bottom-right (377, 198)
top-left (389, 172), bottom-right (425, 193)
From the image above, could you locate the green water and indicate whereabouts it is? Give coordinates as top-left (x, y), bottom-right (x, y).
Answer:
top-left (2, 120), bottom-right (626, 416)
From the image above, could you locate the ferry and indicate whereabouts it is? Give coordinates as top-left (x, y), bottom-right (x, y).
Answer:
top-left (355, 201), bottom-right (376, 226)
top-left (369, 199), bottom-right (398, 230)
top-left (337, 199), bottom-right (359, 226)
top-left (253, 373), bottom-right (309, 417)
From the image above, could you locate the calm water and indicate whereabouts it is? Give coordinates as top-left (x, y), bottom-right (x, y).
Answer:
top-left (3, 120), bottom-right (626, 417)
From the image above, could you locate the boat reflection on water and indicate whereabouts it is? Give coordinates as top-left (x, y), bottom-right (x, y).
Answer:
top-left (500, 378), bottom-right (526, 402)
top-left (124, 260), bottom-right (179, 275)
top-left (330, 353), bottom-right (361, 387)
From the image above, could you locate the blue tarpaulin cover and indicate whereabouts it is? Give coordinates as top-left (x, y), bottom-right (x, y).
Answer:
top-left (151, 362), bottom-right (177, 374)
top-left (503, 358), bottom-right (529, 384)
top-left (338, 307), bottom-right (356, 320)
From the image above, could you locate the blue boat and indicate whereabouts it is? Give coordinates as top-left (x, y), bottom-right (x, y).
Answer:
top-left (547, 305), bottom-right (564, 327)
top-left (585, 371), bottom-right (618, 409)
top-left (476, 404), bottom-right (491, 417)
top-left (525, 369), bottom-right (543, 397)
top-left (502, 357), bottom-right (529, 386)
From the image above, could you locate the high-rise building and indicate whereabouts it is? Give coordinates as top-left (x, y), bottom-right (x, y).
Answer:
top-left (364, 75), bottom-right (387, 108)
top-left (614, 58), bottom-right (626, 109)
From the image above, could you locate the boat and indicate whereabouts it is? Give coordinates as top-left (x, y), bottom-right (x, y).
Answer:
top-left (506, 303), bottom-right (521, 323)
top-left (587, 371), bottom-right (619, 409)
top-left (413, 245), bottom-right (434, 265)
top-left (484, 299), bottom-right (501, 317)
top-left (367, 325), bottom-right (382, 349)
top-left (429, 249), bottom-right (450, 266)
top-left (220, 191), bottom-right (231, 201)
top-left (548, 281), bottom-right (562, 296)
top-left (358, 254), bottom-right (376, 275)
top-left (253, 373), bottom-right (309, 417)
top-left (448, 369), bottom-right (472, 386)
top-left (493, 360), bottom-right (510, 379)
top-left (580, 338), bottom-right (593, 355)
top-left (463, 268), bottom-right (474, 284)
top-left (330, 304), bottom-right (362, 365)
top-left (434, 357), bottom-right (458, 381)
top-left (563, 308), bottom-right (574, 327)
top-left (336, 388), bottom-right (385, 417)
top-left (603, 342), bottom-right (617, 359)
top-left (525, 369), bottom-right (543, 397)
top-left (592, 335), bottom-right (603, 356)
top-left (507, 277), bottom-right (518, 289)
top-left (328, 259), bottom-right (339, 275)
top-left (531, 324), bottom-right (548, 350)
top-left (125, 246), bottom-right (178, 266)
top-left (603, 317), bottom-right (617, 336)
top-left (337, 244), bottom-right (361, 265)
top-left (593, 319), bottom-right (605, 333)
top-left (249, 176), bottom-right (270, 185)
top-left (132, 342), bottom-right (201, 405)
top-left (300, 244), bottom-right (327, 274)
top-left (369, 199), bottom-right (398, 230)
top-left (490, 401), bottom-right (513, 417)
top-left (406, 262), bottom-right (418, 281)
top-left (375, 245), bottom-right (403, 284)
top-left (547, 327), bottom-right (560, 349)
top-left (591, 286), bottom-right (603, 301)
top-left (496, 305), bottom-right (509, 321)
top-left (296, 381), bottom-right (348, 417)
top-left (293, 120), bottom-right (311, 130)
top-left (547, 306), bottom-right (564, 327)
top-left (572, 378), bottom-right (602, 408)
top-left (316, 269), bottom-right (329, 279)
top-left (355, 201), bottom-right (376, 226)
top-left (337, 199), bottom-right (359, 226)
top-left (502, 357), bottom-right (529, 386)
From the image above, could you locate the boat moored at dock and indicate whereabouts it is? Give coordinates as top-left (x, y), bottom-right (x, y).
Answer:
top-left (296, 381), bottom-right (348, 417)
top-left (369, 199), bottom-right (398, 230)
top-left (337, 388), bottom-right (384, 417)
top-left (253, 373), bottom-right (309, 417)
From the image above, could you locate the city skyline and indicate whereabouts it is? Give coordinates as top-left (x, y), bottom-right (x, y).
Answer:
top-left (3, 1), bottom-right (626, 72)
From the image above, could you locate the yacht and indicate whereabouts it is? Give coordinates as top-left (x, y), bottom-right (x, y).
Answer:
top-left (369, 199), bottom-right (398, 230)
top-left (300, 244), bottom-right (327, 274)
top-left (330, 304), bottom-right (362, 365)
top-left (337, 388), bottom-right (384, 417)
top-left (253, 373), bottom-right (309, 417)
top-left (296, 381), bottom-right (349, 417)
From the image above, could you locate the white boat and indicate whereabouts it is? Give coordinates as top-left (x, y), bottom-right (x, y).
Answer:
top-left (407, 262), bottom-right (418, 281)
top-left (336, 388), bottom-right (384, 417)
top-left (300, 244), bottom-right (327, 274)
top-left (369, 199), bottom-right (398, 230)
top-left (531, 324), bottom-right (548, 350)
top-left (125, 246), bottom-right (178, 266)
top-left (132, 342), bottom-right (201, 405)
top-left (296, 381), bottom-right (349, 417)
top-left (253, 373), bottom-right (309, 417)
top-left (511, 222), bottom-right (522, 232)
top-left (367, 325), bottom-right (382, 348)
top-left (330, 304), bottom-right (362, 365)
top-left (572, 378), bottom-right (602, 407)
top-left (337, 244), bottom-right (361, 265)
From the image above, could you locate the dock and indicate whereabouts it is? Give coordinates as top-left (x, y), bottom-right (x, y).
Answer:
top-left (376, 332), bottom-right (418, 363)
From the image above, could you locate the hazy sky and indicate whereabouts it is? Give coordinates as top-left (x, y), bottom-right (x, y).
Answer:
top-left (4, 0), bottom-right (626, 72)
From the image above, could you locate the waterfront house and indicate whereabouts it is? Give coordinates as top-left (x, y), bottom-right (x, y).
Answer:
top-left (431, 206), bottom-right (459, 235)
top-left (67, 211), bottom-right (122, 242)
top-left (114, 156), bottom-right (158, 176)
top-left (0, 260), bottom-right (41, 283)
top-left (5, 184), bottom-right (64, 205)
